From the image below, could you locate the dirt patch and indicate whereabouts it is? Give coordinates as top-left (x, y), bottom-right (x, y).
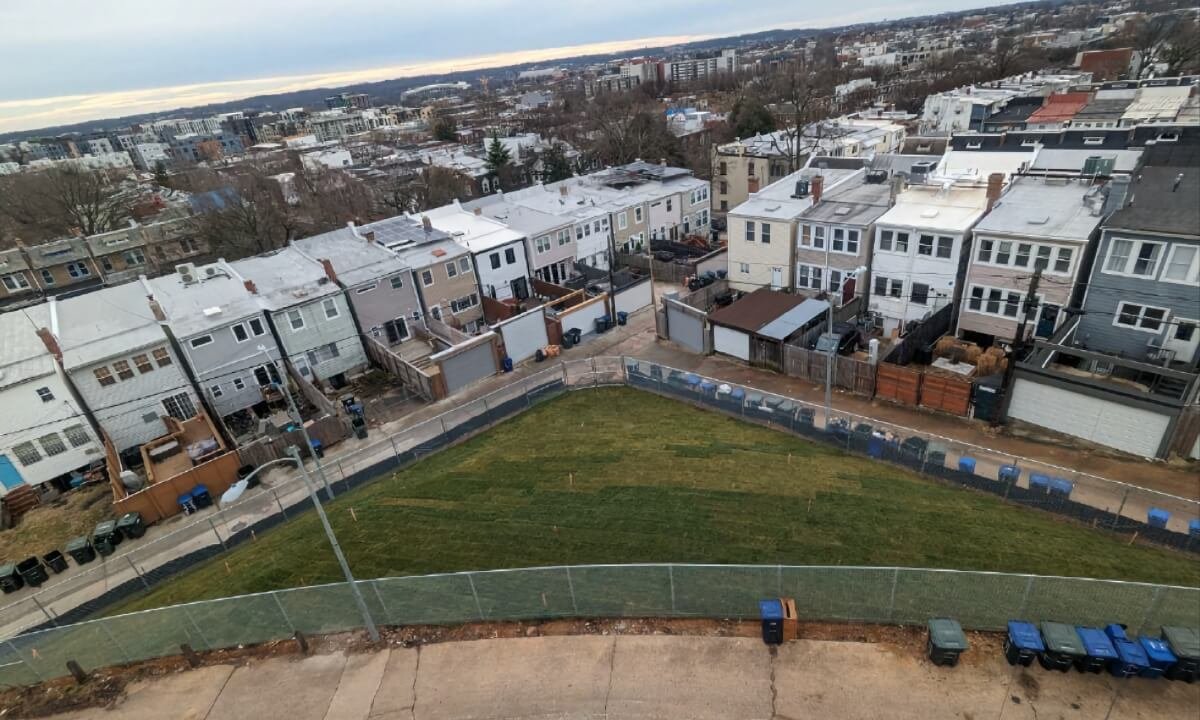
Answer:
top-left (0, 484), bottom-right (112, 562)
top-left (0, 618), bottom-right (1010, 718)
top-left (1016, 669), bottom-right (1041, 700)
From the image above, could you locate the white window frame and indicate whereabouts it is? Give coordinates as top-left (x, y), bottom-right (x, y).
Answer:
top-left (459, 257), bottom-right (473, 273)
top-left (356, 282), bottom-right (378, 295)
top-left (321, 298), bottom-right (339, 320)
top-left (738, 262), bottom-right (750, 274)
top-left (189, 334), bottom-right (213, 349)
top-left (535, 236), bottom-right (551, 254)
top-left (389, 274), bottom-right (405, 290)
top-left (36, 387), bottom-right (55, 402)
top-left (232, 377), bottom-right (246, 391)
top-left (966, 284), bottom-right (1026, 319)
top-left (249, 317), bottom-right (266, 336)
top-left (209, 384), bottom-right (224, 398)
top-left (1103, 237), bottom-right (1165, 279)
top-left (873, 274), bottom-right (903, 300)
top-left (1113, 301), bottom-right (1170, 333)
top-left (618, 211), bottom-right (628, 230)
top-left (760, 222), bottom-right (771, 244)
top-left (446, 260), bottom-right (458, 278)
top-left (2, 273), bottom-right (30, 291)
top-left (796, 263), bottom-right (823, 289)
top-left (287, 309), bottom-right (305, 331)
top-left (1161, 244), bottom-right (1200, 285)
top-left (744, 221), bottom-right (755, 243)
top-left (634, 207), bottom-right (643, 223)
top-left (421, 269), bottom-right (435, 286)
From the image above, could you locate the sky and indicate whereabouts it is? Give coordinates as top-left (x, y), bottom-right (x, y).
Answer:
top-left (0, 0), bottom-right (1004, 134)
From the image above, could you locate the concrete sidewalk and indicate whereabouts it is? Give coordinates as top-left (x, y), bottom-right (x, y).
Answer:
top-left (45, 635), bottom-right (1200, 719)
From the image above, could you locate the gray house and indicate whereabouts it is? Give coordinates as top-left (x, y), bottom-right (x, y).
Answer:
top-left (293, 226), bottom-right (423, 346)
top-left (229, 247), bottom-right (367, 387)
top-left (144, 263), bottom-right (284, 423)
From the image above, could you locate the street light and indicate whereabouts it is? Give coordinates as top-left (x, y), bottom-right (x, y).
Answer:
top-left (258, 345), bottom-right (334, 500)
top-left (230, 447), bottom-right (379, 642)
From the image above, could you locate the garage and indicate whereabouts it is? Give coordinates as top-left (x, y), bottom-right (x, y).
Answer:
top-left (708, 289), bottom-right (828, 370)
top-left (713, 325), bottom-right (750, 361)
top-left (1008, 378), bottom-right (1172, 458)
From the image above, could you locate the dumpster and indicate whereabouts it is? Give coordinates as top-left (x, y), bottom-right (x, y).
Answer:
top-left (1029, 474), bottom-right (1050, 493)
top-left (759, 599), bottom-right (784, 645)
top-left (42, 550), bottom-right (69, 574)
top-left (1147, 508), bottom-right (1170, 529)
top-left (1075, 626), bottom-right (1118, 673)
top-left (1049, 478), bottom-right (1074, 499)
top-left (1161, 626), bottom-right (1200, 681)
top-left (617, 311), bottom-right (628, 326)
top-left (0, 564), bottom-right (23, 594)
top-left (1138, 636), bottom-right (1178, 679)
top-left (998, 464), bottom-right (1020, 483)
top-left (65, 536), bottom-right (96, 565)
top-left (927, 618), bottom-right (969, 667)
top-left (92, 519), bottom-right (122, 556)
top-left (1004, 620), bottom-right (1045, 666)
top-left (958, 457), bottom-right (977, 474)
top-left (1039, 622), bottom-right (1085, 672)
top-left (116, 511), bottom-right (146, 539)
top-left (16, 557), bottom-right (48, 588)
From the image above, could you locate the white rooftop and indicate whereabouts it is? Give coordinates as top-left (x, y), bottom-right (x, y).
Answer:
top-left (729, 167), bottom-right (864, 221)
top-left (44, 282), bottom-right (168, 369)
top-left (937, 148), bottom-right (1038, 180)
top-left (423, 205), bottom-right (527, 254)
top-left (972, 177), bottom-right (1104, 243)
top-left (876, 183), bottom-right (990, 233)
top-left (293, 227), bottom-right (409, 288)
top-left (228, 246), bottom-right (340, 312)
top-left (144, 264), bottom-right (262, 337)
top-left (0, 309), bottom-right (55, 389)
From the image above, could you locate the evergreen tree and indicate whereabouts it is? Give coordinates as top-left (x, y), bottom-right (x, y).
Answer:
top-left (539, 143), bottom-right (573, 183)
top-left (153, 161), bottom-right (170, 187)
top-left (485, 134), bottom-right (512, 175)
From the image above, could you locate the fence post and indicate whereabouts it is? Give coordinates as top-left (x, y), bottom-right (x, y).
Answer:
top-left (371, 581), bottom-right (391, 626)
top-left (208, 519), bottom-right (227, 551)
top-left (776, 565), bottom-right (783, 597)
top-left (182, 607), bottom-right (213, 650)
top-left (126, 556), bottom-right (150, 591)
top-left (561, 363), bottom-right (569, 386)
top-left (591, 357), bottom-right (599, 387)
top-left (389, 435), bottom-right (401, 463)
top-left (467, 573), bottom-right (485, 620)
top-left (1137, 586), bottom-right (1164, 636)
top-left (31, 596), bottom-right (57, 627)
top-left (271, 590), bottom-right (296, 633)
top-left (523, 377), bottom-right (532, 406)
top-left (668, 565), bottom-right (677, 615)
top-left (273, 488), bottom-right (288, 519)
top-left (1111, 488), bottom-right (1130, 530)
top-left (7, 639), bottom-right (43, 683)
top-left (1017, 576), bottom-right (1035, 618)
top-left (440, 417), bottom-right (448, 437)
top-left (565, 567), bottom-right (579, 615)
top-left (98, 621), bottom-right (132, 665)
top-left (886, 568), bottom-right (900, 621)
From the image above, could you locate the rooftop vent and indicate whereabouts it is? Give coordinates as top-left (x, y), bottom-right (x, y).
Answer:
top-left (834, 207), bottom-right (852, 216)
top-left (202, 306), bottom-right (222, 317)
top-left (865, 170), bottom-right (889, 184)
top-left (920, 209), bottom-right (940, 218)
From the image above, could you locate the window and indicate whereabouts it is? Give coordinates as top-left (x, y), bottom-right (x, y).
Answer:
top-left (306, 342), bottom-right (341, 366)
top-left (39, 433), bottom-right (67, 457)
top-left (1163, 245), bottom-right (1199, 284)
top-left (995, 241), bottom-right (1012, 265)
top-left (322, 298), bottom-right (339, 320)
top-left (254, 363), bottom-right (282, 387)
top-left (583, 224), bottom-right (591, 236)
top-left (760, 223), bottom-right (771, 244)
top-left (618, 212), bottom-right (628, 230)
top-left (287, 309), bottom-right (305, 331)
top-left (1014, 243), bottom-right (1031, 268)
top-left (575, 225), bottom-right (584, 240)
top-left (719, 180), bottom-right (729, 194)
top-left (209, 384), bottom-right (223, 398)
top-left (94, 366), bottom-right (115, 386)
top-left (936, 236), bottom-right (953, 259)
top-left (101, 257), bottom-right (114, 273)
top-left (828, 269), bottom-right (842, 294)
top-left (634, 207), bottom-right (643, 223)
top-left (190, 334), bottom-right (213, 349)
top-left (66, 262), bottom-right (91, 278)
top-left (1115, 302), bottom-right (1168, 332)
top-left (489, 253), bottom-right (501, 270)
top-left (1083, 136), bottom-right (1104, 146)
top-left (1104, 238), bottom-right (1163, 277)
top-left (1177, 321), bottom-right (1198, 342)
top-left (796, 264), bottom-right (823, 289)
top-left (1054, 247), bottom-right (1074, 274)
top-left (248, 318), bottom-right (265, 336)
top-left (64, 425), bottom-right (90, 448)
top-left (36, 387), bottom-right (54, 402)
top-left (976, 239), bottom-right (993, 263)
top-left (873, 275), bottom-right (902, 299)
top-left (13, 442), bottom-right (41, 466)
top-left (744, 221), bottom-right (755, 242)
top-left (918, 234), bottom-right (935, 256)
top-left (535, 236), bottom-right (551, 254)
top-left (389, 274), bottom-right (405, 290)
top-left (123, 249), bottom-right (146, 266)
top-left (878, 230), bottom-right (906, 252)
top-left (113, 360), bottom-right (134, 381)
top-left (665, 199), bottom-right (672, 212)
top-left (2, 273), bottom-right (30, 291)
top-left (738, 262), bottom-right (750, 274)
top-left (152, 348), bottom-right (172, 367)
top-left (232, 377), bottom-right (246, 391)
top-left (180, 238), bottom-right (200, 254)
top-left (421, 269), bottom-right (434, 286)
top-left (504, 248), bottom-right (516, 265)
top-left (450, 293), bottom-right (479, 313)
top-left (911, 283), bottom-right (929, 305)
top-left (133, 354), bottom-right (153, 373)
top-left (40, 269), bottom-right (55, 286)
top-left (812, 226), bottom-right (825, 249)
top-left (460, 257), bottom-right (473, 273)
top-left (719, 161), bottom-right (727, 175)
top-left (232, 323), bottom-right (249, 343)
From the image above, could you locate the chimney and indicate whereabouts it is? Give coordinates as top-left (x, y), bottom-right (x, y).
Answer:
top-left (35, 327), bottom-right (62, 362)
top-left (364, 230), bottom-right (376, 244)
top-left (346, 220), bottom-right (359, 238)
top-left (320, 258), bottom-right (337, 283)
top-left (889, 175), bottom-right (906, 206)
top-left (811, 175), bottom-right (824, 204)
top-left (244, 279), bottom-right (258, 295)
top-left (473, 206), bottom-right (482, 215)
top-left (559, 185), bottom-right (568, 197)
top-left (985, 172), bottom-right (1005, 212)
top-left (421, 215), bottom-right (432, 233)
top-left (147, 296), bottom-right (166, 322)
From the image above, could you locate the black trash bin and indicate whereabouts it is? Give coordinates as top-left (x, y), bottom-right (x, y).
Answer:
top-left (1162, 626), bottom-right (1200, 682)
top-left (238, 464), bottom-right (260, 489)
top-left (116, 511), bottom-right (146, 540)
top-left (92, 519), bottom-right (122, 556)
top-left (927, 618), bottom-right (969, 667)
top-left (1039, 621), bottom-right (1086, 672)
top-left (351, 415), bottom-right (368, 440)
top-left (191, 484), bottom-right (213, 509)
top-left (0, 563), bottom-right (24, 594)
top-left (759, 599), bottom-right (784, 645)
top-left (567, 328), bottom-right (582, 345)
top-left (43, 550), bottom-right (69, 574)
top-left (16, 557), bottom-right (48, 588)
top-left (65, 536), bottom-right (96, 565)
top-left (617, 311), bottom-right (628, 326)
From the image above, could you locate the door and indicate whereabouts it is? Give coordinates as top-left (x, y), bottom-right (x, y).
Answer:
top-left (384, 317), bottom-right (409, 344)
top-left (512, 276), bottom-right (529, 301)
top-left (771, 267), bottom-right (783, 290)
top-left (1035, 304), bottom-right (1060, 339)
top-left (0, 455), bottom-right (24, 492)
top-left (1164, 318), bottom-right (1199, 364)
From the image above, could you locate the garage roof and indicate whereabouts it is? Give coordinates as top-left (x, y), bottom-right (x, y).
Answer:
top-left (708, 288), bottom-right (827, 340)
top-left (757, 298), bottom-right (830, 341)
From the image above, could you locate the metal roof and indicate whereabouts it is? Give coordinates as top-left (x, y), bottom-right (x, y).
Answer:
top-left (292, 227), bottom-right (409, 288)
top-left (757, 298), bottom-right (830, 341)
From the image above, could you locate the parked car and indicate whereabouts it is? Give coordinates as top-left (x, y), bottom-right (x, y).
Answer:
top-left (812, 322), bottom-right (860, 355)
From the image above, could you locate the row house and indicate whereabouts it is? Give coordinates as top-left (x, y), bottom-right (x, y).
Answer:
top-left (22, 237), bottom-right (102, 297)
top-left (469, 198), bottom-right (577, 286)
top-left (0, 248), bottom-right (38, 306)
top-left (424, 204), bottom-right (532, 303)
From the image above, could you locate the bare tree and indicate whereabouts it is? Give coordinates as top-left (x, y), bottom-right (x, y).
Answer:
top-left (586, 93), bottom-right (682, 167)
top-left (0, 167), bottom-right (133, 243)
top-left (762, 60), bottom-right (833, 173)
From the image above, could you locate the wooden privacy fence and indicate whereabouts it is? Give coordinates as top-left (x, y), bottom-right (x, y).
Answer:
top-left (782, 345), bottom-right (877, 397)
top-left (114, 451), bottom-right (242, 524)
top-left (616, 252), bottom-right (692, 284)
top-left (876, 363), bottom-right (922, 406)
top-left (236, 415), bottom-right (349, 469)
top-left (875, 363), bottom-right (973, 417)
top-left (363, 336), bottom-right (442, 401)
top-left (286, 359), bottom-right (340, 418)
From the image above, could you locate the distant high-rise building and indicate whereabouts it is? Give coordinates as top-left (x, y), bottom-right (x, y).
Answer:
top-left (325, 92), bottom-right (371, 110)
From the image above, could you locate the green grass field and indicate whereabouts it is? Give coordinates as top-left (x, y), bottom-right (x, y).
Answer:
top-left (115, 387), bottom-right (1200, 614)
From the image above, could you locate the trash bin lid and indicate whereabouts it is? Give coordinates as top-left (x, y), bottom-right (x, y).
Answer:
top-left (0, 563), bottom-right (15, 576)
top-left (1006, 621), bottom-right (1045, 652)
top-left (1161, 626), bottom-right (1200, 660)
top-left (1148, 507), bottom-right (1170, 522)
top-left (117, 512), bottom-right (142, 525)
top-left (1139, 636), bottom-right (1178, 663)
top-left (684, 374), bottom-right (701, 385)
top-left (927, 618), bottom-right (968, 650)
top-left (1112, 638), bottom-right (1149, 667)
top-left (758, 599), bottom-right (783, 620)
top-left (1040, 622), bottom-right (1085, 655)
top-left (1029, 473), bottom-right (1050, 487)
top-left (1104, 624), bottom-right (1129, 642)
top-left (1050, 478), bottom-right (1074, 493)
top-left (65, 536), bottom-right (90, 551)
top-left (94, 520), bottom-right (117, 534)
top-left (1075, 627), bottom-right (1118, 659)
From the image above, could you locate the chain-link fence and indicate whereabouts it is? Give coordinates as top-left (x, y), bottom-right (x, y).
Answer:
top-left (0, 563), bottom-right (1195, 688)
top-left (0, 355), bottom-right (1196, 685)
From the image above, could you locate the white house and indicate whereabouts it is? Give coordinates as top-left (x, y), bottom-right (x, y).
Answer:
top-left (424, 204), bottom-right (531, 301)
top-left (0, 311), bottom-right (101, 496)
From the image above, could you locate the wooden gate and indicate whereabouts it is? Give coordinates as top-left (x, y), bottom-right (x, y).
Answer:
top-left (750, 337), bottom-right (783, 373)
top-left (875, 363), bottom-right (922, 406)
top-left (919, 373), bottom-right (973, 417)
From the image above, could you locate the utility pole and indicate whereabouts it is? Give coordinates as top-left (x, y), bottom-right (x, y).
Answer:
top-left (995, 267), bottom-right (1041, 427)
top-left (260, 346), bottom-right (334, 499)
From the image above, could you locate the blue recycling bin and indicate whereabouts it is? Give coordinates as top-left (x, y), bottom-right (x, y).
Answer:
top-left (1106, 629), bottom-right (1150, 678)
top-left (998, 464), bottom-right (1020, 483)
top-left (1049, 478), bottom-right (1073, 498)
top-left (1138, 636), bottom-right (1178, 678)
top-left (1004, 620), bottom-right (1045, 666)
top-left (958, 457), bottom-right (977, 474)
top-left (684, 373), bottom-right (701, 392)
top-left (1189, 519), bottom-right (1200, 537)
top-left (1147, 507), bottom-right (1170, 529)
top-left (699, 381), bottom-right (717, 398)
top-left (867, 434), bottom-right (886, 459)
top-left (759, 599), bottom-right (784, 645)
top-left (1075, 626), bottom-right (1119, 673)
top-left (729, 387), bottom-right (745, 405)
top-left (502, 357), bottom-right (514, 372)
top-left (616, 311), bottom-right (628, 326)
top-left (1029, 474), bottom-right (1050, 493)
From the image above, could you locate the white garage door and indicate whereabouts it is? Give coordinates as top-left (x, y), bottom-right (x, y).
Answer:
top-left (713, 325), bottom-right (750, 361)
top-left (1009, 379), bottom-right (1170, 458)
top-left (497, 309), bottom-right (549, 364)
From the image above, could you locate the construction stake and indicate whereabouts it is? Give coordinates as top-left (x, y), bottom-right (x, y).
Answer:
top-left (66, 660), bottom-right (88, 684)
top-left (180, 644), bottom-right (201, 668)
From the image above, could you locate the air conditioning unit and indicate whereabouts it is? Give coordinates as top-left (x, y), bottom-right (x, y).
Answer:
top-left (204, 266), bottom-right (220, 278)
top-left (176, 262), bottom-right (197, 284)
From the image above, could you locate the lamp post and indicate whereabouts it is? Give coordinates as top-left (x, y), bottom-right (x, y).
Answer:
top-left (259, 346), bottom-right (333, 500)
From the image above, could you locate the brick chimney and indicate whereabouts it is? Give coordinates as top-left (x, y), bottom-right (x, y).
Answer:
top-left (320, 258), bottom-right (337, 283)
top-left (889, 176), bottom-right (906, 206)
top-left (986, 173), bottom-right (1005, 212)
top-left (147, 295), bottom-right (166, 322)
top-left (559, 185), bottom-right (568, 197)
top-left (363, 230), bottom-right (376, 244)
top-left (35, 327), bottom-right (62, 362)
top-left (421, 216), bottom-right (432, 233)
top-left (244, 279), bottom-right (258, 295)
top-left (811, 175), bottom-right (824, 204)
top-left (473, 206), bottom-right (482, 215)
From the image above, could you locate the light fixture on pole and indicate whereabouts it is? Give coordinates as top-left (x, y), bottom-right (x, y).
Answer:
top-left (259, 345), bottom-right (333, 499)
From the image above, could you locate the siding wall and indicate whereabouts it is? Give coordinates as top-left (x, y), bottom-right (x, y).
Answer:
top-left (269, 293), bottom-right (367, 380)
top-left (347, 273), bottom-right (423, 338)
top-left (179, 314), bottom-right (281, 417)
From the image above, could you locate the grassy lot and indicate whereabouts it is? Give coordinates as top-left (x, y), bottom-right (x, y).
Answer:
top-left (114, 387), bottom-right (1200, 613)
top-left (0, 484), bottom-right (111, 562)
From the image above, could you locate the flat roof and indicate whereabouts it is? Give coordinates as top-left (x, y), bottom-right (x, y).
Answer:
top-left (423, 205), bottom-right (527, 254)
top-left (145, 264), bottom-right (262, 337)
top-left (1029, 148), bottom-right (1143, 173)
top-left (228, 247), bottom-right (340, 312)
top-left (799, 176), bottom-right (893, 225)
top-left (46, 282), bottom-right (169, 369)
top-left (0, 308), bottom-right (55, 388)
top-left (938, 148), bottom-right (1036, 179)
top-left (293, 227), bottom-right (409, 288)
top-left (757, 298), bottom-right (830, 341)
top-left (973, 177), bottom-right (1103, 243)
top-left (876, 183), bottom-right (989, 232)
top-left (359, 215), bottom-right (454, 248)
top-left (731, 167), bottom-right (863, 221)
top-left (708, 288), bottom-right (808, 334)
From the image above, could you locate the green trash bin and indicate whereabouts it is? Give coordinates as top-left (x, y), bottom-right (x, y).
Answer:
top-left (92, 520), bottom-right (123, 556)
top-left (116, 512), bottom-right (146, 540)
top-left (0, 563), bottom-right (24, 594)
top-left (927, 618), bottom-right (969, 667)
top-left (1039, 621), bottom-right (1085, 672)
top-left (65, 536), bottom-right (96, 565)
top-left (1161, 626), bottom-right (1200, 681)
